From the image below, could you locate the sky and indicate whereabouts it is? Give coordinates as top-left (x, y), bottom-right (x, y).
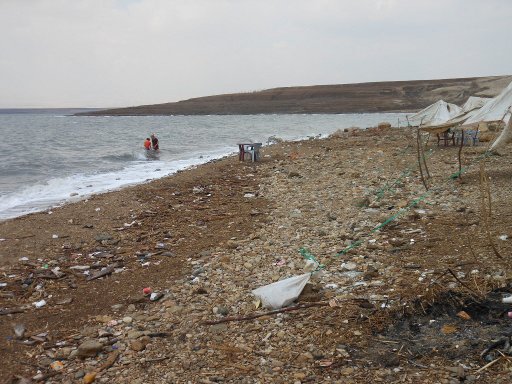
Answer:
top-left (1, 0), bottom-right (511, 108)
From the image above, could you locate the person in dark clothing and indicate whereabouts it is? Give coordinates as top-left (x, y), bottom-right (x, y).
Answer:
top-left (151, 133), bottom-right (159, 150)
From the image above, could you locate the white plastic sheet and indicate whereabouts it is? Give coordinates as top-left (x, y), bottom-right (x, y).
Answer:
top-left (407, 100), bottom-right (462, 127)
top-left (252, 273), bottom-right (311, 309)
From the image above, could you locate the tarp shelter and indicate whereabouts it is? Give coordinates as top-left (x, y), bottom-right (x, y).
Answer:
top-left (406, 100), bottom-right (462, 128)
top-left (460, 96), bottom-right (491, 114)
top-left (418, 97), bottom-right (492, 134)
top-left (462, 80), bottom-right (512, 150)
top-left (463, 81), bottom-right (512, 127)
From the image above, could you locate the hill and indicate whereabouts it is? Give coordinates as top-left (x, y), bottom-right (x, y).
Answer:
top-left (78, 75), bottom-right (512, 116)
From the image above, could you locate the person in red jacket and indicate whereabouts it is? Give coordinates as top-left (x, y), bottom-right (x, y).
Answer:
top-left (144, 138), bottom-right (151, 150)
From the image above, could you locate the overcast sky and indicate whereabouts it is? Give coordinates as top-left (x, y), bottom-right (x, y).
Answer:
top-left (1, 0), bottom-right (510, 108)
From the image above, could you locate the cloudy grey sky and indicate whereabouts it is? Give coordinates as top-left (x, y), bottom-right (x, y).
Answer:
top-left (1, 0), bottom-right (510, 108)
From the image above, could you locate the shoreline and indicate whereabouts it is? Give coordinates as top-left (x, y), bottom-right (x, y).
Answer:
top-left (1, 127), bottom-right (511, 382)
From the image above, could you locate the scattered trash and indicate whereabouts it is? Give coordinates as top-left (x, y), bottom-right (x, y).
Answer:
top-left (50, 360), bottom-right (64, 371)
top-left (502, 296), bottom-right (512, 304)
top-left (143, 287), bottom-right (152, 295)
top-left (150, 292), bottom-right (164, 301)
top-left (70, 265), bottom-right (90, 270)
top-left (317, 359), bottom-right (334, 367)
top-left (33, 299), bottom-right (46, 308)
top-left (457, 311), bottom-right (471, 320)
top-left (499, 234), bottom-right (508, 241)
top-left (52, 234), bottom-right (59, 239)
top-left (252, 273), bottom-right (311, 309)
top-left (13, 324), bottom-right (26, 339)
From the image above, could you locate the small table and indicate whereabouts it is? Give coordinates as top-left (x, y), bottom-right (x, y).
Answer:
top-left (238, 143), bottom-right (262, 162)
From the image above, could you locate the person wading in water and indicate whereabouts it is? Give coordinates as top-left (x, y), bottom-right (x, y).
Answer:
top-left (151, 133), bottom-right (159, 150)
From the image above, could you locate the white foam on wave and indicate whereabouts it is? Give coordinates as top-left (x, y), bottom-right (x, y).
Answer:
top-left (0, 146), bottom-right (235, 221)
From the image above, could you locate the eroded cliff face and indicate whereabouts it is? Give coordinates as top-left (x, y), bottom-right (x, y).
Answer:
top-left (78, 75), bottom-right (512, 116)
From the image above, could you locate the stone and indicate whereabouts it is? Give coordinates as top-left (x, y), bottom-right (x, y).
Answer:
top-left (77, 340), bottom-right (103, 358)
top-left (130, 337), bottom-right (150, 352)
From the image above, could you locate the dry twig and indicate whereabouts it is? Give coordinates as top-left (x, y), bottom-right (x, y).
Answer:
top-left (203, 301), bottom-right (331, 325)
top-left (479, 162), bottom-right (502, 259)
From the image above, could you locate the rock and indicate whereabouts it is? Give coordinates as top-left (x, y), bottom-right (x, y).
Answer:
top-left (74, 371), bottom-right (86, 379)
top-left (127, 330), bottom-right (146, 339)
top-left (94, 233), bottom-right (113, 242)
top-left (210, 324), bottom-right (228, 333)
top-left (77, 340), bottom-right (103, 358)
top-left (217, 306), bottom-right (229, 316)
top-left (13, 323), bottom-right (26, 339)
top-left (354, 197), bottom-right (370, 207)
top-left (83, 372), bottom-right (97, 383)
top-left (122, 316), bottom-right (133, 324)
top-left (55, 347), bottom-right (73, 359)
top-left (130, 336), bottom-right (150, 352)
top-left (296, 352), bottom-right (314, 362)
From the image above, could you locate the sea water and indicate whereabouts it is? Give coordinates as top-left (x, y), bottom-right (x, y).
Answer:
top-left (0, 110), bottom-right (408, 220)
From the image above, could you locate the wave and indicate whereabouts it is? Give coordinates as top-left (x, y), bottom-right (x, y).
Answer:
top-left (100, 152), bottom-right (140, 162)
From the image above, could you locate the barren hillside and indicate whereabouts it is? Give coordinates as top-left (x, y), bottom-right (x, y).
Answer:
top-left (78, 75), bottom-right (512, 116)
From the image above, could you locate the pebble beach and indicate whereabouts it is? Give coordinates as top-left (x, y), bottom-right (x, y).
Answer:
top-left (1, 125), bottom-right (512, 383)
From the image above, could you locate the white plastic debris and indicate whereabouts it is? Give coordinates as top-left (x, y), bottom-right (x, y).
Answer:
top-left (502, 296), bottom-right (512, 304)
top-left (70, 265), bottom-right (90, 270)
top-left (252, 273), bottom-right (311, 309)
top-left (499, 234), bottom-right (509, 241)
top-left (52, 234), bottom-right (58, 239)
top-left (34, 300), bottom-right (47, 308)
top-left (303, 259), bottom-right (319, 273)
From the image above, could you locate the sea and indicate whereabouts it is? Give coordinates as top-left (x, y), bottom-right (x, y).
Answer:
top-left (0, 110), bottom-right (408, 221)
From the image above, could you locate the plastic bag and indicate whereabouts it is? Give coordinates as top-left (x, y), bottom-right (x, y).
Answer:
top-left (252, 273), bottom-right (311, 309)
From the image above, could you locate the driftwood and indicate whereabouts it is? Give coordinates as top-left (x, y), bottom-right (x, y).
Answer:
top-left (203, 301), bottom-right (331, 325)
top-left (97, 350), bottom-right (119, 372)
top-left (86, 265), bottom-right (115, 281)
top-left (458, 130), bottom-right (465, 178)
top-left (416, 129), bottom-right (429, 190)
top-left (0, 307), bottom-right (25, 316)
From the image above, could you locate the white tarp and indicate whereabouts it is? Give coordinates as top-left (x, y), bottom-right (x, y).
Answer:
top-left (407, 100), bottom-right (462, 127)
top-left (463, 81), bottom-right (512, 127)
top-left (444, 96), bottom-right (492, 126)
top-left (491, 116), bottom-right (512, 150)
top-left (461, 96), bottom-right (491, 113)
